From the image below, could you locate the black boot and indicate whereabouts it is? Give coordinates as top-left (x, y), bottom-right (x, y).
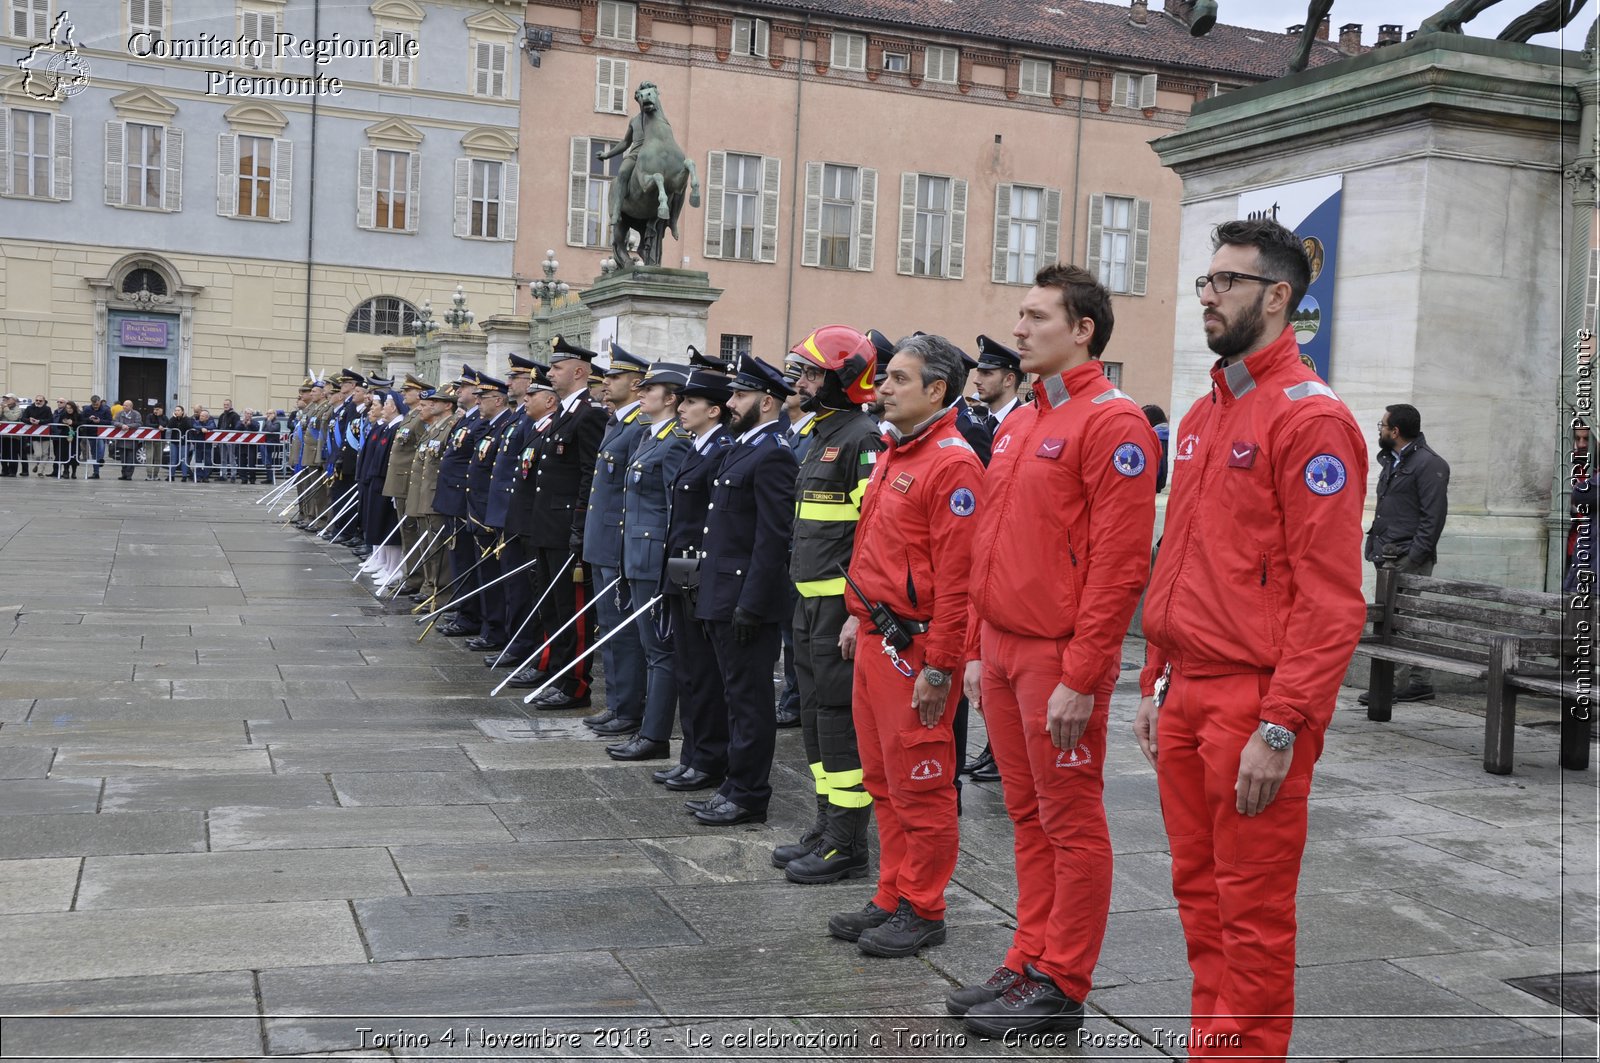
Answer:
top-left (772, 792), bottom-right (828, 869)
top-left (784, 804), bottom-right (870, 884)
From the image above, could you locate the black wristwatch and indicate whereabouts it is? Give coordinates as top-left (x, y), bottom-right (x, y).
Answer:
top-left (922, 667), bottom-right (951, 687)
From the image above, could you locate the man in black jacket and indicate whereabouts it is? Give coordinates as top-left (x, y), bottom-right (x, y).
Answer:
top-left (1362, 403), bottom-right (1450, 703)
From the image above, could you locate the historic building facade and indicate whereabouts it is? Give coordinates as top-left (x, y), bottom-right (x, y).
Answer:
top-left (0, 0), bottom-right (521, 413)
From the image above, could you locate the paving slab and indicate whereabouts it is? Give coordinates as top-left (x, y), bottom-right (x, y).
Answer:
top-left (0, 777), bottom-right (102, 814)
top-left (388, 839), bottom-right (672, 895)
top-left (26, 698), bottom-right (291, 721)
top-left (0, 971), bottom-right (262, 1060)
top-left (0, 810), bottom-right (204, 858)
top-left (1407, 785), bottom-right (1598, 828)
top-left (0, 901), bottom-right (365, 984)
top-left (270, 745), bottom-right (482, 774)
top-left (331, 767), bottom-right (602, 806)
top-left (1390, 944), bottom-right (1599, 1039)
top-left (1294, 889), bottom-right (1523, 963)
top-left (47, 745), bottom-right (273, 776)
top-left (355, 886), bottom-right (702, 961)
top-left (101, 772), bottom-right (337, 812)
top-left (0, 856), bottom-right (80, 913)
top-left (208, 804), bottom-right (516, 850)
top-left (1306, 793), bottom-right (1508, 839)
top-left (77, 847), bottom-right (408, 909)
top-left (1412, 825), bottom-right (1599, 880)
top-left (0, 746), bottom-right (57, 777)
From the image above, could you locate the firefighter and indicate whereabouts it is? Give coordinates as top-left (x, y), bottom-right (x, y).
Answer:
top-left (1134, 218), bottom-right (1367, 1061)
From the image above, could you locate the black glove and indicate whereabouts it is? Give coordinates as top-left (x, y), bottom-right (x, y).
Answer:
top-left (732, 607), bottom-right (760, 646)
top-left (569, 529), bottom-right (584, 554)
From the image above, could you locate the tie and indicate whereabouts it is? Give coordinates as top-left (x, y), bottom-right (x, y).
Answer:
top-left (606, 413), bottom-right (619, 430)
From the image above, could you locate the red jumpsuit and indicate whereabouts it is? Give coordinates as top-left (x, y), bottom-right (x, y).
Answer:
top-left (1140, 327), bottom-right (1367, 1061)
top-left (966, 359), bottom-right (1158, 1001)
top-left (846, 408), bottom-right (984, 921)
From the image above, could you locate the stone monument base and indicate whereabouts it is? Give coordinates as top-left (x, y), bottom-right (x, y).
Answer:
top-left (580, 267), bottom-right (724, 359)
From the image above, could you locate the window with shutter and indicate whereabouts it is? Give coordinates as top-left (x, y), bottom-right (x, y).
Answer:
top-left (830, 32), bottom-right (865, 71)
top-left (597, 0), bottom-right (635, 42)
top-left (855, 167), bottom-right (876, 273)
top-left (758, 155), bottom-right (780, 264)
top-left (1039, 187), bottom-right (1060, 271)
top-left (1130, 198), bottom-right (1151, 296)
top-left (239, 9), bottom-right (277, 72)
top-left (103, 120), bottom-right (125, 206)
top-left (162, 125), bottom-right (183, 212)
top-left (595, 57), bottom-right (627, 114)
top-left (11, 0), bottom-right (47, 40)
top-left (373, 148), bottom-right (409, 230)
top-left (1100, 361), bottom-right (1123, 388)
top-left (474, 41), bottom-right (507, 98)
top-left (9, 109), bottom-right (50, 198)
top-left (719, 334), bottom-right (753, 362)
top-left (948, 178), bottom-right (967, 280)
top-left (1003, 185), bottom-right (1041, 285)
top-left (236, 134), bottom-right (272, 218)
top-left (571, 136), bottom-right (618, 247)
top-left (1019, 58), bottom-right (1050, 97)
top-left (468, 159), bottom-right (503, 238)
top-left (911, 174), bottom-right (947, 278)
top-left (1095, 194), bottom-right (1134, 293)
top-left (123, 122), bottom-right (163, 208)
top-left (271, 138), bottom-right (290, 222)
top-left (215, 131), bottom-right (237, 216)
top-left (718, 152), bottom-right (761, 261)
top-left (702, 150), bottom-right (725, 259)
top-left (379, 30), bottom-right (415, 87)
top-left (129, 0), bottom-right (162, 40)
top-left (924, 46), bottom-right (957, 85)
top-left (818, 163), bottom-right (855, 269)
top-left (1139, 73), bottom-right (1158, 109)
top-left (882, 52), bottom-right (908, 73)
top-left (732, 17), bottom-right (768, 58)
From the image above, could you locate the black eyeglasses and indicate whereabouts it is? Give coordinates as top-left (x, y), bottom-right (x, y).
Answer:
top-left (1195, 271), bottom-right (1282, 296)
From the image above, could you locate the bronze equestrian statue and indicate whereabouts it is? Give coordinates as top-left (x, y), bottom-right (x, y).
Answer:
top-left (1189, 0), bottom-right (1590, 73)
top-left (596, 81), bottom-right (701, 269)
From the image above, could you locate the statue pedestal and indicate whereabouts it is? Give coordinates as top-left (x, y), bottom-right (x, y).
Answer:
top-left (413, 331), bottom-right (487, 389)
top-left (481, 315), bottom-right (532, 378)
top-left (1154, 33), bottom-right (1580, 592)
top-left (580, 267), bottom-right (724, 358)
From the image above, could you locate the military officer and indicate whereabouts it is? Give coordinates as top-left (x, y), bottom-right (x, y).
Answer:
top-left (509, 337), bottom-right (607, 708)
top-left (578, 342), bottom-right (653, 735)
top-left (479, 354), bottom-right (543, 666)
top-left (328, 369), bottom-right (366, 545)
top-left (498, 366), bottom-right (562, 675)
top-left (607, 360), bottom-right (693, 761)
top-left (433, 367), bottom-right (492, 636)
top-left (686, 353), bottom-right (798, 826)
top-left (459, 374), bottom-right (515, 650)
top-left (381, 373), bottom-right (429, 595)
top-left (301, 380), bottom-right (332, 529)
top-left (654, 367), bottom-right (734, 791)
top-left (405, 384), bottom-right (453, 605)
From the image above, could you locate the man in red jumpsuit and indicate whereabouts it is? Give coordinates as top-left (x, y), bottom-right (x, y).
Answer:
top-left (826, 333), bottom-right (985, 959)
top-left (952, 265), bottom-right (1159, 1036)
top-left (1134, 218), bottom-right (1367, 1062)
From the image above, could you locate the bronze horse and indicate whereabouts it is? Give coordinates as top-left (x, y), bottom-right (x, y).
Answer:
top-left (596, 82), bottom-right (701, 269)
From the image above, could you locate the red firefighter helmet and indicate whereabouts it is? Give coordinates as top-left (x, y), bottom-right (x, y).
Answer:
top-left (786, 324), bottom-right (877, 405)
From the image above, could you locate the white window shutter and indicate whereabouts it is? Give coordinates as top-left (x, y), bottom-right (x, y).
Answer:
top-left (51, 113), bottom-right (70, 201)
top-left (594, 58), bottom-right (611, 112)
top-left (1131, 197), bottom-right (1152, 296)
top-left (104, 120), bottom-right (125, 206)
top-left (1040, 187), bottom-right (1061, 269)
top-left (453, 157), bottom-right (470, 237)
top-left (475, 43), bottom-right (491, 96)
top-left (1112, 73), bottom-right (1130, 107)
top-left (758, 155), bottom-right (781, 263)
top-left (1139, 73), bottom-right (1158, 109)
top-left (271, 138), bottom-right (291, 221)
top-left (567, 137), bottom-right (588, 246)
top-left (404, 151), bottom-right (420, 233)
top-left (896, 172), bottom-right (916, 276)
top-left (702, 150), bottom-right (725, 259)
top-left (855, 166), bottom-right (876, 272)
top-left (991, 183), bottom-right (1011, 284)
top-left (501, 161), bottom-right (518, 241)
top-left (357, 146), bottom-right (375, 230)
top-left (611, 60), bottom-right (628, 113)
top-left (380, 48), bottom-right (395, 86)
top-left (800, 161), bottom-right (822, 268)
top-left (493, 45), bottom-right (507, 97)
top-left (947, 178), bottom-right (967, 280)
top-left (398, 37), bottom-right (412, 85)
top-left (732, 18), bottom-right (750, 55)
top-left (216, 132), bottom-right (238, 217)
top-left (754, 18), bottom-right (769, 57)
top-left (0, 108), bottom-right (9, 197)
top-left (163, 126), bottom-right (183, 212)
top-left (1085, 192), bottom-right (1104, 279)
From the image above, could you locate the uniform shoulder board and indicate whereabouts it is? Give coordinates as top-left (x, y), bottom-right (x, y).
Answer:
top-left (714, 434), bottom-right (733, 447)
top-left (938, 437), bottom-right (974, 451)
top-left (1284, 380), bottom-right (1339, 402)
top-left (671, 426), bottom-right (692, 440)
top-left (1092, 387), bottom-right (1136, 405)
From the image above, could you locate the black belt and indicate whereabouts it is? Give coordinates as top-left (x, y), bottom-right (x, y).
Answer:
top-left (875, 618), bottom-right (931, 636)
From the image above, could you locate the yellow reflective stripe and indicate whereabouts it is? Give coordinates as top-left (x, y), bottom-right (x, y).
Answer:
top-left (828, 788), bottom-right (874, 809)
top-left (810, 761), bottom-right (827, 793)
top-left (795, 577), bottom-right (847, 597)
top-left (832, 768), bottom-right (864, 788)
top-left (797, 501), bottom-right (860, 522)
top-left (848, 475), bottom-right (870, 509)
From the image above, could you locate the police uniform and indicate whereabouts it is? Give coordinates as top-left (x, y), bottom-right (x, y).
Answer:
top-left (463, 374), bottom-right (516, 648)
top-left (609, 361), bottom-right (693, 759)
top-left (329, 369), bottom-right (366, 543)
top-left (691, 355), bottom-right (799, 824)
top-left (406, 388), bottom-right (455, 603)
top-left (382, 374), bottom-right (431, 594)
top-left (481, 355), bottom-right (543, 666)
top-left (433, 368), bottom-right (490, 637)
top-left (577, 342), bottom-right (652, 731)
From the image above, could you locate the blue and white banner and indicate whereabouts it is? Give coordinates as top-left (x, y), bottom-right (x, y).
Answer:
top-left (1238, 175), bottom-right (1342, 382)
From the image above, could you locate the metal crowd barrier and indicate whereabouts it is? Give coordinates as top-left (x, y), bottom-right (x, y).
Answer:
top-left (0, 424), bottom-right (291, 483)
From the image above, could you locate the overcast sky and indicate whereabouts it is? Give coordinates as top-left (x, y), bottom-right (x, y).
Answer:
top-left (1202, 0), bottom-right (1588, 47)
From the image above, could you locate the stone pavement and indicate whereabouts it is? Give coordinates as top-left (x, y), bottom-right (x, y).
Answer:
top-left (0, 476), bottom-right (1595, 1062)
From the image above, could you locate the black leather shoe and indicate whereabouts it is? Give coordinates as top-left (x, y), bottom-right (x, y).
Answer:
top-left (685, 793), bottom-right (726, 815)
top-left (1357, 689), bottom-right (1373, 705)
top-left (694, 799), bottom-right (765, 826)
top-left (653, 763), bottom-right (689, 784)
top-left (409, 592), bottom-right (426, 603)
top-left (607, 735), bottom-right (669, 761)
top-left (962, 965), bottom-right (1085, 1037)
top-left (665, 768), bottom-right (722, 792)
top-left (504, 667), bottom-right (550, 688)
top-left (465, 637), bottom-right (504, 652)
top-left (483, 652), bottom-right (516, 669)
top-left (399, 582), bottom-right (423, 595)
top-left (856, 899), bottom-right (946, 958)
top-left (775, 705), bottom-right (801, 728)
top-left (785, 844), bottom-right (869, 884)
top-left (966, 746), bottom-right (1001, 783)
top-left (828, 900), bottom-right (895, 943)
top-left (946, 966), bottom-right (1025, 1016)
top-left (583, 709), bottom-right (618, 730)
top-left (436, 623), bottom-right (475, 638)
top-left (532, 690), bottom-right (591, 711)
top-left (590, 716), bottom-right (639, 737)
top-left (1394, 684), bottom-right (1435, 702)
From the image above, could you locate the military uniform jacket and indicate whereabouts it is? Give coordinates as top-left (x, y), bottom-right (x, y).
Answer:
top-left (432, 409), bottom-right (484, 520)
top-left (334, 397), bottom-right (362, 476)
top-left (789, 408), bottom-right (884, 597)
top-left (663, 426), bottom-right (733, 586)
top-left (357, 419), bottom-right (395, 485)
top-left (695, 422), bottom-right (799, 624)
top-left (466, 409), bottom-right (514, 524)
top-left (522, 394), bottom-right (606, 550)
top-left (582, 403), bottom-right (648, 569)
top-left (382, 409), bottom-right (425, 499)
top-left (485, 410), bottom-right (535, 531)
top-left (621, 418), bottom-right (692, 583)
top-left (407, 414), bottom-right (454, 517)
top-left (307, 402), bottom-right (330, 467)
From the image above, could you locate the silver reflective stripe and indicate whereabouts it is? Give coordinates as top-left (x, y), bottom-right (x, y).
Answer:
top-left (1223, 359), bottom-right (1256, 399)
top-left (1093, 388), bottom-right (1135, 405)
top-left (938, 437), bottom-right (973, 450)
top-left (1284, 380), bottom-right (1338, 402)
top-left (1042, 374), bottom-right (1071, 408)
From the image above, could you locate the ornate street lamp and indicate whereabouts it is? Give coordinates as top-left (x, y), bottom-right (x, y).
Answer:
top-left (530, 250), bottom-right (570, 311)
top-left (443, 285), bottom-right (476, 331)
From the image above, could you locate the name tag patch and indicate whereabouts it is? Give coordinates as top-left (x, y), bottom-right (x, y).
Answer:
top-left (1036, 438), bottom-right (1066, 460)
top-left (1227, 442), bottom-right (1258, 469)
top-left (891, 472), bottom-right (915, 494)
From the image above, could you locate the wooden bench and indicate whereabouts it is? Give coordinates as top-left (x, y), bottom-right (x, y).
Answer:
top-left (1353, 569), bottom-right (1592, 775)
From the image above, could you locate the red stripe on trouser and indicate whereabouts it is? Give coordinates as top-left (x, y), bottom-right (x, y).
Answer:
top-left (851, 640), bottom-right (959, 921)
top-left (979, 621), bottom-right (1113, 1002)
top-left (1155, 670), bottom-right (1322, 1063)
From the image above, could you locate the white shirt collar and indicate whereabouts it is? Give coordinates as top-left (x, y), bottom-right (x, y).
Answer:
top-left (559, 389), bottom-right (585, 415)
top-left (615, 399), bottom-right (642, 421)
top-left (738, 420), bottom-right (779, 445)
top-left (692, 425), bottom-right (721, 453)
top-left (990, 395), bottom-right (1021, 425)
top-left (790, 411), bottom-right (815, 435)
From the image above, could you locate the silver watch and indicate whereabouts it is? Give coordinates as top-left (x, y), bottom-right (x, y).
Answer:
top-left (1259, 722), bottom-right (1295, 751)
top-left (922, 667), bottom-right (951, 687)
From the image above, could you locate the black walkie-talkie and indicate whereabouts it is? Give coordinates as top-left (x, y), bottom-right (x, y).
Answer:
top-left (839, 564), bottom-right (912, 651)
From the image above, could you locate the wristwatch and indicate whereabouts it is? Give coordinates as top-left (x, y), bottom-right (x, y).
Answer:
top-left (1258, 722), bottom-right (1295, 751)
top-left (922, 667), bottom-right (951, 687)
